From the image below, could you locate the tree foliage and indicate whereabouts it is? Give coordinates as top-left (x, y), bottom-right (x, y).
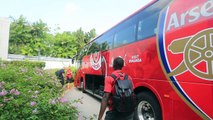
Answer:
top-left (9, 15), bottom-right (97, 58)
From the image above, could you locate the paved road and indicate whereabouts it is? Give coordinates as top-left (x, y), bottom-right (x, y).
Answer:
top-left (63, 87), bottom-right (107, 120)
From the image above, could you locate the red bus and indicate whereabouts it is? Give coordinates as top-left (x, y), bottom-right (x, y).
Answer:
top-left (74, 0), bottom-right (213, 119)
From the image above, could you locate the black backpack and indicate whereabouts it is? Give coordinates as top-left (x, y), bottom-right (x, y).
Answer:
top-left (110, 74), bottom-right (136, 113)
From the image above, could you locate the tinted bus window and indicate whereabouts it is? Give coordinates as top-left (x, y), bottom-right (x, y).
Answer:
top-left (137, 12), bottom-right (159, 40)
top-left (114, 18), bottom-right (137, 48)
top-left (97, 34), bottom-right (113, 51)
top-left (137, 0), bottom-right (171, 40)
top-left (87, 41), bottom-right (100, 55)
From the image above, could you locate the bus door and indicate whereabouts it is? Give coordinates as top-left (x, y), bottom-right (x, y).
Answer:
top-left (86, 40), bottom-right (110, 97)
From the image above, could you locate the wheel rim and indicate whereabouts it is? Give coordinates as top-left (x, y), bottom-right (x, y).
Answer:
top-left (137, 101), bottom-right (155, 120)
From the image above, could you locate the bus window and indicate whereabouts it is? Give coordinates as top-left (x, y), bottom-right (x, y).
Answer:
top-left (114, 25), bottom-right (136, 47)
top-left (87, 42), bottom-right (100, 55)
top-left (137, 12), bottom-right (159, 40)
top-left (137, 0), bottom-right (171, 41)
top-left (98, 34), bottom-right (113, 51)
top-left (114, 18), bottom-right (137, 48)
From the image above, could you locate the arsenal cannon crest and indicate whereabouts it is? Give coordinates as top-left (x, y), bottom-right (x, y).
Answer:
top-left (168, 29), bottom-right (213, 80)
top-left (157, 0), bottom-right (213, 119)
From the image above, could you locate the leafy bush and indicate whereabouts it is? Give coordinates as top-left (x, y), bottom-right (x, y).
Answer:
top-left (3, 60), bottom-right (45, 69)
top-left (0, 60), bottom-right (78, 120)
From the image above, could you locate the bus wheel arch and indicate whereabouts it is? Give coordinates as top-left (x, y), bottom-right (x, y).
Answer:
top-left (134, 87), bottom-right (162, 120)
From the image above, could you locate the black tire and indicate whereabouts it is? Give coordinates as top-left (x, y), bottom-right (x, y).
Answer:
top-left (134, 92), bottom-right (162, 120)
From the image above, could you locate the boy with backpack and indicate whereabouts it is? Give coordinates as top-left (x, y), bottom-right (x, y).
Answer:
top-left (98, 57), bottom-right (136, 120)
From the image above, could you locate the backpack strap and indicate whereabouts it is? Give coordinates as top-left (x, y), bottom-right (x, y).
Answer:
top-left (124, 74), bottom-right (128, 80)
top-left (110, 73), bottom-right (128, 80)
top-left (110, 74), bottom-right (117, 81)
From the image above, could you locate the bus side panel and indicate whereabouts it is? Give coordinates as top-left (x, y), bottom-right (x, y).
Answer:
top-left (108, 37), bottom-right (166, 80)
top-left (108, 36), bottom-right (202, 120)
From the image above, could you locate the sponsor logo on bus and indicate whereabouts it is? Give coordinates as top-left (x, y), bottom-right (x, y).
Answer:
top-left (129, 54), bottom-right (142, 63)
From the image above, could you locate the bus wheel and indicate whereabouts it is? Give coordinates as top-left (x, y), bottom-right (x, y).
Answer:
top-left (134, 92), bottom-right (162, 120)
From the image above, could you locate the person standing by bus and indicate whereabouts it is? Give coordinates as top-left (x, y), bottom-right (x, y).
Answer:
top-left (98, 57), bottom-right (134, 120)
top-left (66, 66), bottom-right (72, 89)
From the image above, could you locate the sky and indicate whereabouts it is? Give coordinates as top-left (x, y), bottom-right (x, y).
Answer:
top-left (0, 0), bottom-right (152, 35)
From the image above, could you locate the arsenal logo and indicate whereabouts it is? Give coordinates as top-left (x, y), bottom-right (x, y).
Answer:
top-left (90, 52), bottom-right (102, 70)
top-left (157, 0), bottom-right (213, 119)
top-left (168, 29), bottom-right (213, 80)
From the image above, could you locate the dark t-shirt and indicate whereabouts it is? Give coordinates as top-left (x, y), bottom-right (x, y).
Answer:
top-left (58, 69), bottom-right (65, 78)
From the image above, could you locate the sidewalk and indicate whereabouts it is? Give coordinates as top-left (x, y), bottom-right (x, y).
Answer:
top-left (62, 85), bottom-right (103, 120)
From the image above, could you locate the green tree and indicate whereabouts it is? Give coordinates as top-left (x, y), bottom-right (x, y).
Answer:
top-left (21, 19), bottom-right (49, 56)
top-left (43, 33), bottom-right (54, 56)
top-left (9, 15), bottom-right (97, 58)
top-left (9, 15), bottom-right (32, 54)
top-left (72, 28), bottom-right (85, 50)
top-left (85, 28), bottom-right (97, 43)
top-left (52, 32), bottom-right (77, 58)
